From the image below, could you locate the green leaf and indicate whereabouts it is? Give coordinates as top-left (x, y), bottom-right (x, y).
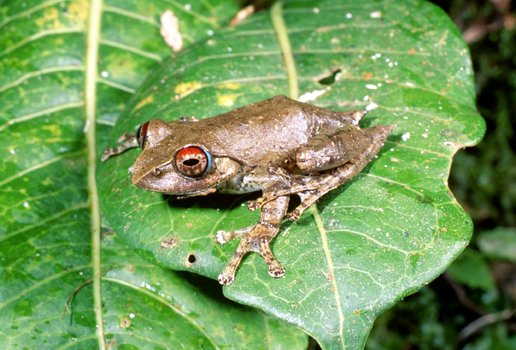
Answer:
top-left (477, 228), bottom-right (516, 262)
top-left (98, 0), bottom-right (485, 349)
top-left (0, 0), bottom-right (306, 349)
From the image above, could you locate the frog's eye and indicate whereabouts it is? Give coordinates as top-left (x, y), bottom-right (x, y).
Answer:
top-left (136, 122), bottom-right (150, 148)
top-left (175, 146), bottom-right (212, 178)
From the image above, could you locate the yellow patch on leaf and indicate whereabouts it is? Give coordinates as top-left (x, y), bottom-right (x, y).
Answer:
top-left (217, 94), bottom-right (239, 107)
top-left (218, 82), bottom-right (242, 90)
top-left (134, 95), bottom-right (155, 111)
top-left (174, 81), bottom-right (203, 97)
top-left (67, 1), bottom-right (89, 29)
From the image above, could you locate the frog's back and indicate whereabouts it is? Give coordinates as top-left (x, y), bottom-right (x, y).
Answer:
top-left (190, 96), bottom-right (357, 167)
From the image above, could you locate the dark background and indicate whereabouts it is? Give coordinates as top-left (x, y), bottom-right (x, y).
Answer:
top-left (365, 1), bottom-right (516, 349)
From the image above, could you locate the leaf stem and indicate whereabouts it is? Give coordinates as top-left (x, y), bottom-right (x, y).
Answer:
top-left (85, 0), bottom-right (106, 349)
top-left (270, 1), bottom-right (298, 99)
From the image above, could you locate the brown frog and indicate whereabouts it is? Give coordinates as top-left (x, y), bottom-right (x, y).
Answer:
top-left (102, 95), bottom-right (392, 285)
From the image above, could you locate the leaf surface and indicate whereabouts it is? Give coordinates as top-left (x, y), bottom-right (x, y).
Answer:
top-left (99, 0), bottom-right (485, 348)
top-left (0, 0), bottom-right (306, 349)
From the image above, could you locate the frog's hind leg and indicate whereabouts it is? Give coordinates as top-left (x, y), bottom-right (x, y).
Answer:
top-left (288, 125), bottom-right (392, 220)
top-left (217, 196), bottom-right (289, 285)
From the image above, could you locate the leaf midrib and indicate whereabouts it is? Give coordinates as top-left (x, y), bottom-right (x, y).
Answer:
top-left (270, 2), bottom-right (346, 348)
top-left (85, 0), bottom-right (105, 349)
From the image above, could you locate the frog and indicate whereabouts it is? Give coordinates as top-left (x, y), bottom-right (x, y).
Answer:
top-left (102, 95), bottom-right (392, 285)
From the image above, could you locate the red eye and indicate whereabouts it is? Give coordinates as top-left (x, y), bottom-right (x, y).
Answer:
top-left (175, 146), bottom-right (212, 178)
top-left (136, 122), bottom-right (149, 148)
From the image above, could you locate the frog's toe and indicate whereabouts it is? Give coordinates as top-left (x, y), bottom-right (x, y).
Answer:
top-left (255, 236), bottom-right (286, 279)
top-left (246, 200), bottom-right (259, 211)
top-left (218, 272), bottom-right (234, 285)
top-left (268, 261), bottom-right (286, 278)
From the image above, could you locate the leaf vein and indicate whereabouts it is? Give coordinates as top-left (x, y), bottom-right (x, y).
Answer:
top-left (0, 101), bottom-right (84, 132)
top-left (99, 38), bottom-right (162, 61)
top-left (102, 5), bottom-right (160, 26)
top-left (0, 0), bottom-right (65, 29)
top-left (0, 28), bottom-right (82, 58)
top-left (0, 151), bottom-right (82, 188)
top-left (0, 65), bottom-right (84, 93)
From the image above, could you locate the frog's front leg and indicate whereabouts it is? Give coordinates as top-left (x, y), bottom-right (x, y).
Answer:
top-left (217, 195), bottom-right (289, 285)
top-left (101, 133), bottom-right (138, 161)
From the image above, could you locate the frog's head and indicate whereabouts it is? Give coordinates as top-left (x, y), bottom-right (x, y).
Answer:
top-left (131, 119), bottom-right (241, 196)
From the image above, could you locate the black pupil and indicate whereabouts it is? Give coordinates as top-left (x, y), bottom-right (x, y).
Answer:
top-left (183, 159), bottom-right (199, 166)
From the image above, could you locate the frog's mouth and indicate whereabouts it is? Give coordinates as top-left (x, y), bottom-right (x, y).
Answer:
top-left (172, 187), bottom-right (218, 198)
top-left (132, 156), bottom-right (243, 197)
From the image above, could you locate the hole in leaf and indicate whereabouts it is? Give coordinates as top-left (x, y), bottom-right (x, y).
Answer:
top-left (187, 254), bottom-right (196, 264)
top-left (318, 69), bottom-right (342, 85)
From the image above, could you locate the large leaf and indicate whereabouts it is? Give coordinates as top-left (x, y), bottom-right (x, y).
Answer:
top-left (98, 0), bottom-right (485, 349)
top-left (0, 0), bottom-right (307, 349)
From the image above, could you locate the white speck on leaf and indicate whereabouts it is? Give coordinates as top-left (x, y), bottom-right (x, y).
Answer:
top-left (346, 12), bottom-right (353, 19)
top-left (23, 201), bottom-right (30, 209)
top-left (229, 4), bottom-right (255, 26)
top-left (299, 89), bottom-right (328, 102)
top-left (365, 84), bottom-right (378, 90)
top-left (366, 102), bottom-right (378, 111)
top-left (370, 11), bottom-right (382, 18)
top-left (401, 132), bottom-right (411, 141)
top-left (129, 313), bottom-right (135, 319)
top-left (160, 10), bottom-right (183, 52)
top-left (100, 70), bottom-right (109, 78)
top-left (422, 133), bottom-right (429, 138)
top-left (313, 7), bottom-right (320, 14)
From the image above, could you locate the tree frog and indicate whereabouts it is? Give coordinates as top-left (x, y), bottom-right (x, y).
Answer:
top-left (102, 95), bottom-right (392, 285)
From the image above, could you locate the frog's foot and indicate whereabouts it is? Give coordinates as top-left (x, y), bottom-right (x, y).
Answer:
top-left (218, 225), bottom-right (285, 285)
top-left (217, 196), bottom-right (289, 285)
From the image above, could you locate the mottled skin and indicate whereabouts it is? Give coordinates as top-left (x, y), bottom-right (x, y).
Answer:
top-left (103, 95), bottom-right (392, 285)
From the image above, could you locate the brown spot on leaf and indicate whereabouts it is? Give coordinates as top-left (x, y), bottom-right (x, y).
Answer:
top-left (362, 72), bottom-right (373, 81)
top-left (323, 271), bottom-right (334, 282)
top-left (119, 317), bottom-right (131, 328)
top-left (160, 236), bottom-right (178, 249)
